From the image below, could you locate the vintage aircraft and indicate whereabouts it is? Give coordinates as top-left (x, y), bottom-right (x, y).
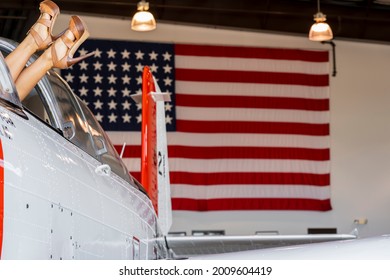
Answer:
top-left (0, 37), bottom-right (172, 260)
top-left (0, 37), bottom-right (357, 260)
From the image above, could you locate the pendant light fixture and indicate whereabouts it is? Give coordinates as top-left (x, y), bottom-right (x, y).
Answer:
top-left (309, 0), bottom-right (333, 41)
top-left (131, 0), bottom-right (156, 31)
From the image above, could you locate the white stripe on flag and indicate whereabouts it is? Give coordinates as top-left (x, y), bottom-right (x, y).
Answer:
top-left (176, 81), bottom-right (329, 99)
top-left (125, 158), bottom-right (330, 174)
top-left (107, 132), bottom-right (330, 149)
top-left (176, 106), bottom-right (330, 124)
top-left (171, 184), bottom-right (331, 200)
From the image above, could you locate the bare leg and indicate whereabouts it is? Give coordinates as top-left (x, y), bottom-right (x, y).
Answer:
top-left (5, 14), bottom-right (51, 81)
top-left (14, 30), bottom-right (76, 101)
top-left (5, 0), bottom-right (59, 81)
top-left (13, 46), bottom-right (53, 101)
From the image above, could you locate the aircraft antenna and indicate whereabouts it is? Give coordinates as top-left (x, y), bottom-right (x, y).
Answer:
top-left (120, 142), bottom-right (126, 158)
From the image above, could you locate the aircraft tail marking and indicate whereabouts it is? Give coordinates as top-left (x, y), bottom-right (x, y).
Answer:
top-left (152, 75), bottom-right (172, 236)
top-left (132, 66), bottom-right (172, 235)
top-left (140, 66), bottom-right (158, 213)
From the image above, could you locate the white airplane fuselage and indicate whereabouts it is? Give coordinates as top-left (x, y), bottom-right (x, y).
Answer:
top-left (0, 108), bottom-right (162, 259)
top-left (0, 39), bottom-right (167, 260)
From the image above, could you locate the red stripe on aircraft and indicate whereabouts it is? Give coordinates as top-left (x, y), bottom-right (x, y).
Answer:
top-left (141, 66), bottom-right (159, 214)
top-left (0, 140), bottom-right (4, 259)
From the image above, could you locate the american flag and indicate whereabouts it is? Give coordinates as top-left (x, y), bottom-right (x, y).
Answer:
top-left (62, 39), bottom-right (331, 212)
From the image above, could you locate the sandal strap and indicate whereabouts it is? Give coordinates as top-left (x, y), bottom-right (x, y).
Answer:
top-left (61, 34), bottom-right (75, 49)
top-left (29, 28), bottom-right (44, 49)
top-left (36, 18), bottom-right (52, 28)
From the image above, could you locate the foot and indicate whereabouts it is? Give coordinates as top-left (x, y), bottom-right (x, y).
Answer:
top-left (28, 0), bottom-right (60, 51)
top-left (51, 29), bottom-right (76, 68)
top-left (51, 16), bottom-right (95, 69)
top-left (28, 13), bottom-right (52, 51)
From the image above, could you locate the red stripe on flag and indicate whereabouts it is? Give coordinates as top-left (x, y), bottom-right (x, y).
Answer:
top-left (176, 69), bottom-right (329, 86)
top-left (126, 171), bottom-right (330, 207)
top-left (170, 172), bottom-right (330, 186)
top-left (167, 146), bottom-right (330, 161)
top-left (176, 120), bottom-right (329, 135)
top-left (175, 44), bottom-right (329, 62)
top-left (176, 94), bottom-right (329, 111)
top-left (114, 145), bottom-right (140, 157)
top-left (172, 198), bottom-right (332, 211)
top-left (131, 172), bottom-right (141, 182)
top-left (115, 145), bottom-right (330, 161)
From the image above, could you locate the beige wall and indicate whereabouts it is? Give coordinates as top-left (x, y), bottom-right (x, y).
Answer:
top-left (56, 14), bottom-right (390, 237)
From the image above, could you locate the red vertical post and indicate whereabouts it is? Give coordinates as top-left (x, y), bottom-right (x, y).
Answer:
top-left (141, 66), bottom-right (158, 214)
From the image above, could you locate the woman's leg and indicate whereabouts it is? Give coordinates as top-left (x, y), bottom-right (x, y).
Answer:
top-left (13, 42), bottom-right (57, 101)
top-left (15, 16), bottom-right (93, 101)
top-left (5, 0), bottom-right (59, 81)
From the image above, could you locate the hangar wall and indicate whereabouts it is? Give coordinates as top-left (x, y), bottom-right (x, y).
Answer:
top-left (55, 14), bottom-right (390, 238)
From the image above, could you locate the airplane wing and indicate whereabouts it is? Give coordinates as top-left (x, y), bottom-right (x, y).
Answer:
top-left (166, 233), bottom-right (357, 258)
top-left (187, 235), bottom-right (390, 260)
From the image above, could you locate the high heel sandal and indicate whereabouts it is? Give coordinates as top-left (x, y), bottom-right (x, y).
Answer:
top-left (51, 16), bottom-right (95, 69)
top-left (28, 0), bottom-right (60, 51)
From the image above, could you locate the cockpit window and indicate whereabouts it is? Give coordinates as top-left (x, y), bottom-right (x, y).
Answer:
top-left (78, 100), bottom-right (133, 184)
top-left (22, 86), bottom-right (53, 125)
top-left (47, 72), bottom-right (133, 184)
top-left (0, 52), bottom-right (23, 108)
top-left (47, 73), bottom-right (97, 157)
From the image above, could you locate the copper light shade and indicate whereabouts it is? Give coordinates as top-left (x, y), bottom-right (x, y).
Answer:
top-left (309, 1), bottom-right (333, 41)
top-left (131, 0), bottom-right (156, 31)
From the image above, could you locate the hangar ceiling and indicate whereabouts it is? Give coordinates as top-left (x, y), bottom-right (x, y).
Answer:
top-left (1, 0), bottom-right (390, 44)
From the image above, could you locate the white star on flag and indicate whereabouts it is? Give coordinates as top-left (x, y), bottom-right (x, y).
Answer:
top-left (65, 73), bottom-right (74, 82)
top-left (122, 113), bottom-right (131, 123)
top-left (122, 62), bottom-right (131, 71)
top-left (163, 51), bottom-right (172, 61)
top-left (108, 74), bottom-right (117, 84)
top-left (121, 49), bottom-right (131, 59)
top-left (108, 112), bottom-right (117, 123)
top-left (122, 75), bottom-right (131, 84)
top-left (79, 73), bottom-right (89, 83)
top-left (93, 48), bottom-right (102, 58)
top-left (122, 100), bottom-right (131, 110)
top-left (93, 61), bottom-right (103, 70)
top-left (94, 73), bottom-right (103, 83)
top-left (149, 51), bottom-right (158, 60)
top-left (79, 87), bottom-right (88, 96)
top-left (94, 99), bottom-right (103, 110)
top-left (108, 87), bottom-right (117, 97)
top-left (107, 49), bottom-right (116, 58)
top-left (135, 50), bottom-right (144, 60)
top-left (108, 100), bottom-right (117, 110)
top-left (107, 61), bottom-right (117, 71)
top-left (79, 61), bottom-right (88, 70)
